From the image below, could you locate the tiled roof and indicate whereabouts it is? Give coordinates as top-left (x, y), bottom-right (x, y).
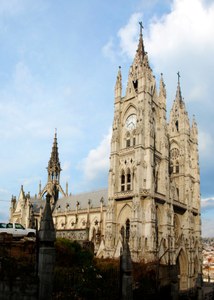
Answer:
top-left (29, 188), bottom-right (108, 213)
top-left (54, 189), bottom-right (108, 212)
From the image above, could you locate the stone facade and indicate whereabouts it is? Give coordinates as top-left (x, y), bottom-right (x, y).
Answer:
top-left (10, 25), bottom-right (202, 292)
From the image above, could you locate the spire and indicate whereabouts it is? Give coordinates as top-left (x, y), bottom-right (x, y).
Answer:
top-left (175, 71), bottom-right (182, 102)
top-left (159, 73), bottom-right (166, 98)
top-left (136, 21), bottom-right (145, 62)
top-left (19, 185), bottom-right (25, 200)
top-left (115, 66), bottom-right (122, 101)
top-left (191, 115), bottom-right (198, 136)
top-left (47, 130), bottom-right (61, 183)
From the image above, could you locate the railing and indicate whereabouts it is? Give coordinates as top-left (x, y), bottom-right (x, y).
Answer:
top-left (56, 229), bottom-right (88, 241)
top-left (114, 190), bottom-right (134, 199)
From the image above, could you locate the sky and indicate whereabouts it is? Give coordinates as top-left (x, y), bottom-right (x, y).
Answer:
top-left (0, 0), bottom-right (213, 237)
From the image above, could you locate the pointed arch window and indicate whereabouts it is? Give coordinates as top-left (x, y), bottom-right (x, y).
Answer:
top-left (170, 147), bottom-right (180, 175)
top-left (127, 169), bottom-right (131, 191)
top-left (133, 129), bottom-right (136, 146)
top-left (121, 171), bottom-right (125, 192)
top-left (176, 162), bottom-right (179, 173)
top-left (169, 164), bottom-right (173, 175)
top-left (125, 218), bottom-right (130, 239)
top-left (126, 133), bottom-right (131, 148)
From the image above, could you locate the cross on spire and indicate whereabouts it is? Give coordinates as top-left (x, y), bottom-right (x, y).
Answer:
top-left (139, 21), bottom-right (144, 35)
top-left (177, 71), bottom-right (181, 84)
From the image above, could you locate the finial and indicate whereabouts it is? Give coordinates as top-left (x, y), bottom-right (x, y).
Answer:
top-left (55, 128), bottom-right (57, 138)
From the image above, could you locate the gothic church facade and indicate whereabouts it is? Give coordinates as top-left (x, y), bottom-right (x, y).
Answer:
top-left (10, 26), bottom-right (202, 291)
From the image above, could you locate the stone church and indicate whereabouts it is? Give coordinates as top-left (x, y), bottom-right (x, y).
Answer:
top-left (10, 25), bottom-right (202, 292)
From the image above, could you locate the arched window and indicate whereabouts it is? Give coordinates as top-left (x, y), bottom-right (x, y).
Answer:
top-left (121, 171), bottom-right (125, 191)
top-left (127, 169), bottom-right (131, 191)
top-left (125, 218), bottom-right (130, 239)
top-left (176, 162), bottom-right (179, 173)
top-left (174, 214), bottom-right (180, 241)
top-left (175, 120), bottom-right (179, 131)
top-left (169, 163), bottom-right (173, 174)
top-left (133, 130), bottom-right (136, 147)
top-left (170, 147), bottom-right (180, 175)
top-left (126, 134), bottom-right (131, 147)
top-left (176, 188), bottom-right (179, 199)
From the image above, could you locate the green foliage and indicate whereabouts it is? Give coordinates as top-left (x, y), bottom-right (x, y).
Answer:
top-left (55, 238), bottom-right (93, 267)
top-left (53, 239), bottom-right (120, 299)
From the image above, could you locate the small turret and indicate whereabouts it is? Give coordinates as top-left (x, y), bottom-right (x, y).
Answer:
top-left (191, 115), bottom-right (198, 138)
top-left (115, 66), bottom-right (122, 102)
top-left (159, 73), bottom-right (166, 105)
top-left (169, 73), bottom-right (190, 134)
top-left (39, 180), bottom-right (42, 197)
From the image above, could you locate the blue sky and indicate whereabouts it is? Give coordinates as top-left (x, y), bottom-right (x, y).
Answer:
top-left (0, 0), bottom-right (213, 237)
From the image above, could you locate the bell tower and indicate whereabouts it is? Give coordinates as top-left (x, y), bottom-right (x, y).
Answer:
top-left (105, 23), bottom-right (169, 261)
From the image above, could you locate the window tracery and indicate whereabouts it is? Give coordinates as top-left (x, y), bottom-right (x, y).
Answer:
top-left (120, 168), bottom-right (133, 192)
top-left (170, 147), bottom-right (180, 174)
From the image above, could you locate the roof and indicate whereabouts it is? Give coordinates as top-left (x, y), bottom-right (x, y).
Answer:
top-left (29, 188), bottom-right (108, 214)
top-left (54, 188), bottom-right (108, 212)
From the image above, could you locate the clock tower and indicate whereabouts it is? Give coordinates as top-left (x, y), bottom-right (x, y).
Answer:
top-left (105, 24), bottom-right (170, 261)
top-left (104, 24), bottom-right (201, 292)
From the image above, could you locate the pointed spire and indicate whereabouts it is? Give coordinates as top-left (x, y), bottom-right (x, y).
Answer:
top-left (115, 66), bottom-right (122, 101)
top-left (39, 180), bottom-right (42, 195)
top-left (191, 115), bottom-right (198, 136)
top-left (159, 73), bottom-right (166, 98)
top-left (19, 185), bottom-right (25, 199)
top-left (136, 21), bottom-right (145, 62)
top-left (47, 130), bottom-right (61, 182)
top-left (66, 182), bottom-right (68, 196)
top-left (175, 71), bottom-right (182, 102)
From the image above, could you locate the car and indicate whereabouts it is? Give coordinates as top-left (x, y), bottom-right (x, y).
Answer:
top-left (0, 222), bottom-right (36, 238)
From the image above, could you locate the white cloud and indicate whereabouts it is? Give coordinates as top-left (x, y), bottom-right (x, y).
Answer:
top-left (80, 129), bottom-right (112, 181)
top-left (201, 197), bottom-right (214, 209)
top-left (145, 0), bottom-right (214, 101)
top-left (118, 12), bottom-right (142, 58)
top-left (147, 0), bottom-right (214, 56)
top-left (102, 37), bottom-right (116, 62)
top-left (112, 0), bottom-right (214, 103)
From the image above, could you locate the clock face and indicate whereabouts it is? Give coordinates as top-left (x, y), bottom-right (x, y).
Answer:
top-left (125, 114), bottom-right (136, 130)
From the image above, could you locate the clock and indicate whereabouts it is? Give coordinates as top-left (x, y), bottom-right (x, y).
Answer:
top-left (125, 114), bottom-right (136, 130)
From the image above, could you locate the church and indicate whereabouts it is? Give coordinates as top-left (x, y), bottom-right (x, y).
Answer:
top-left (10, 25), bottom-right (202, 292)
